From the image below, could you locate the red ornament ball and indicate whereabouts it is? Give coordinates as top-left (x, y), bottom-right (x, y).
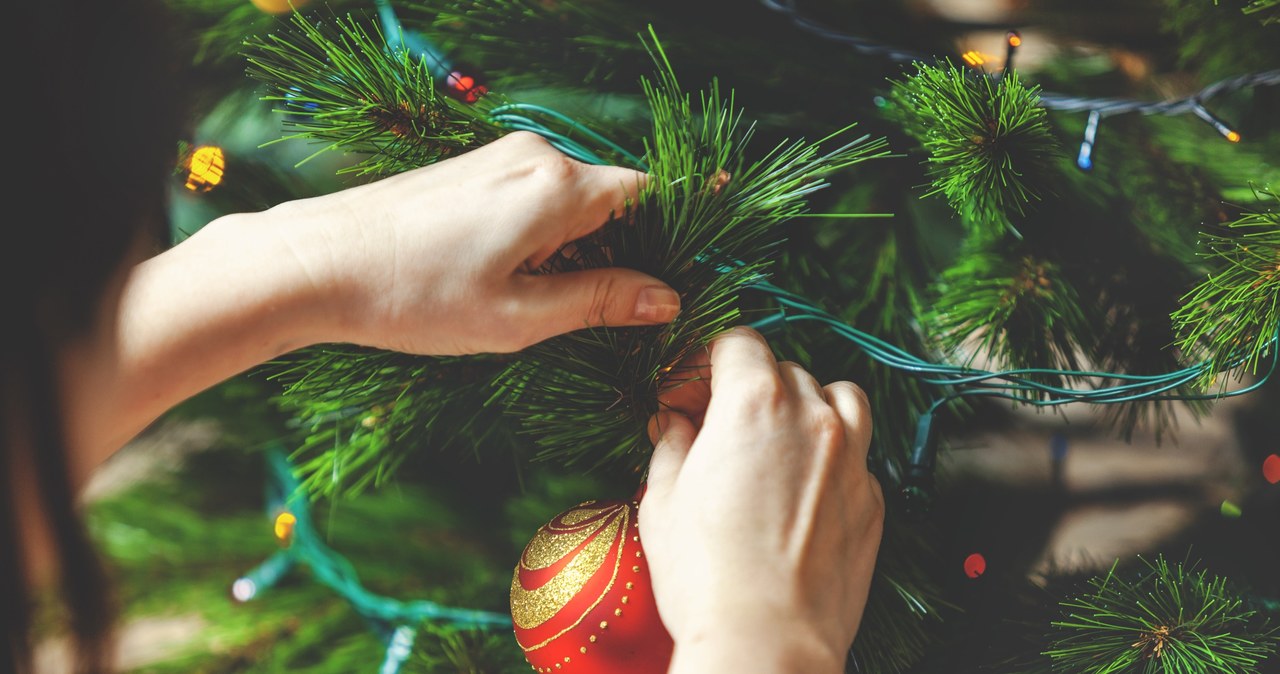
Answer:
top-left (1264, 454), bottom-right (1280, 485)
top-left (511, 499), bottom-right (672, 674)
top-left (963, 552), bottom-right (987, 579)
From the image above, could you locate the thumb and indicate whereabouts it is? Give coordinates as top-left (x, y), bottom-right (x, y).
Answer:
top-left (644, 410), bottom-right (696, 503)
top-left (512, 268), bottom-right (680, 343)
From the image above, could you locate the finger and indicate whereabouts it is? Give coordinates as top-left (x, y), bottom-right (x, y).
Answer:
top-left (564, 164), bottom-right (650, 242)
top-left (706, 326), bottom-right (781, 397)
top-left (778, 361), bottom-right (826, 402)
top-left (657, 346), bottom-right (712, 419)
top-left (510, 268), bottom-right (680, 343)
top-left (645, 411), bottom-right (697, 502)
top-left (823, 381), bottom-right (873, 463)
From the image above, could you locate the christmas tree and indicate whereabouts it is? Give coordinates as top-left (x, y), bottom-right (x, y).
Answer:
top-left (76, 0), bottom-right (1280, 672)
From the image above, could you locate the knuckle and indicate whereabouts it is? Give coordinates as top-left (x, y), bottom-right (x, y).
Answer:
top-left (493, 299), bottom-right (540, 351)
top-left (528, 149), bottom-right (578, 185)
top-left (736, 371), bottom-right (787, 411)
top-left (778, 360), bottom-right (814, 384)
top-left (812, 406), bottom-right (845, 447)
top-left (830, 380), bottom-right (870, 406)
top-left (502, 129), bottom-right (546, 148)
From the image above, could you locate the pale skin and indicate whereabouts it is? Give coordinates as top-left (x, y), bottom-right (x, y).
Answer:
top-left (33, 130), bottom-right (883, 672)
top-left (643, 327), bottom-right (885, 674)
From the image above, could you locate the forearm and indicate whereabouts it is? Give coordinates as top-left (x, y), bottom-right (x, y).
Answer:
top-left (54, 132), bottom-right (668, 489)
top-left (58, 209), bottom-right (332, 485)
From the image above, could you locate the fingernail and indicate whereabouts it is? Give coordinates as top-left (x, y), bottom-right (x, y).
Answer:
top-left (634, 286), bottom-right (680, 323)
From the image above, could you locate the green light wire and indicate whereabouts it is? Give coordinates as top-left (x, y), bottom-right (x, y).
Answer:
top-left (752, 280), bottom-right (1278, 406)
top-left (267, 446), bottom-right (512, 629)
top-left (488, 103), bottom-right (649, 171)
top-left (232, 446), bottom-right (510, 674)
top-left (486, 113), bottom-right (609, 165)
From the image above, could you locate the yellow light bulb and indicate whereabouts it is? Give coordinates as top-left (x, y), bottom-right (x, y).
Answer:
top-left (274, 512), bottom-right (297, 542)
top-left (1226, 130), bottom-right (1241, 143)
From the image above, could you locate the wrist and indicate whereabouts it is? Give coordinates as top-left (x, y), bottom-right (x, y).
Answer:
top-left (181, 209), bottom-right (340, 351)
top-left (228, 202), bottom-right (357, 348)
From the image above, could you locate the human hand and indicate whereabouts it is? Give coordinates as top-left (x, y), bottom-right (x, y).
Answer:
top-left (260, 130), bottom-right (678, 355)
top-left (638, 327), bottom-right (884, 674)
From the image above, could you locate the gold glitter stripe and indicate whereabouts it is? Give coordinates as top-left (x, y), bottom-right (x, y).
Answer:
top-left (558, 505), bottom-right (612, 527)
top-left (516, 509), bottom-right (629, 651)
top-left (520, 507), bottom-right (616, 571)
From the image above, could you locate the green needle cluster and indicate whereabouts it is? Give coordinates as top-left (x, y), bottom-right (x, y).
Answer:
top-left (1046, 555), bottom-right (1278, 674)
top-left (886, 61), bottom-right (1061, 238)
top-left (1172, 187), bottom-right (1280, 389)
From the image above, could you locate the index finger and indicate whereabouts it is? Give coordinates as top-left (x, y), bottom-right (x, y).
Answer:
top-left (565, 164), bottom-right (650, 242)
top-left (706, 326), bottom-right (781, 396)
top-left (656, 326), bottom-right (779, 421)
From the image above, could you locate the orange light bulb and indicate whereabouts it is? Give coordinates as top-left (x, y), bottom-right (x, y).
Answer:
top-left (185, 145), bottom-right (225, 192)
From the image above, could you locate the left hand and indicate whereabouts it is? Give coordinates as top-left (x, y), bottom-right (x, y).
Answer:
top-left (260, 130), bottom-right (679, 355)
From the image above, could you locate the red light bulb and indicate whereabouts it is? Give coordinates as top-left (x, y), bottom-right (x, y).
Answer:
top-left (1263, 454), bottom-right (1280, 484)
top-left (963, 553), bottom-right (986, 579)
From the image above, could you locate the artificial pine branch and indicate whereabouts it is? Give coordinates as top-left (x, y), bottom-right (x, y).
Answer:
top-left (1039, 113), bottom-right (1218, 440)
top-left (885, 62), bottom-right (1061, 238)
top-left (493, 32), bottom-right (891, 471)
top-left (408, 622), bottom-right (527, 673)
top-left (1145, 114), bottom-right (1280, 208)
top-left (164, 0), bottom-right (372, 68)
top-left (1161, 0), bottom-right (1280, 80)
top-left (1045, 555), bottom-right (1278, 673)
top-left (1172, 186), bottom-right (1280, 389)
top-left (242, 8), bottom-right (502, 176)
top-left (398, 0), bottom-right (647, 89)
top-left (768, 207), bottom-right (945, 475)
top-left (269, 347), bottom-right (519, 499)
top-left (924, 244), bottom-right (1095, 396)
top-left (848, 517), bottom-right (953, 674)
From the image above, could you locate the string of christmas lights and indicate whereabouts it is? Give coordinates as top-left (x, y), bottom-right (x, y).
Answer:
top-left (231, 445), bottom-right (511, 674)
top-left (757, 0), bottom-right (1280, 170)
top-left (374, 0), bottom-right (488, 102)
top-left (743, 280), bottom-right (1280, 510)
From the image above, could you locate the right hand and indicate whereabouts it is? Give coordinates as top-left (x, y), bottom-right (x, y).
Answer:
top-left (638, 327), bottom-right (885, 674)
